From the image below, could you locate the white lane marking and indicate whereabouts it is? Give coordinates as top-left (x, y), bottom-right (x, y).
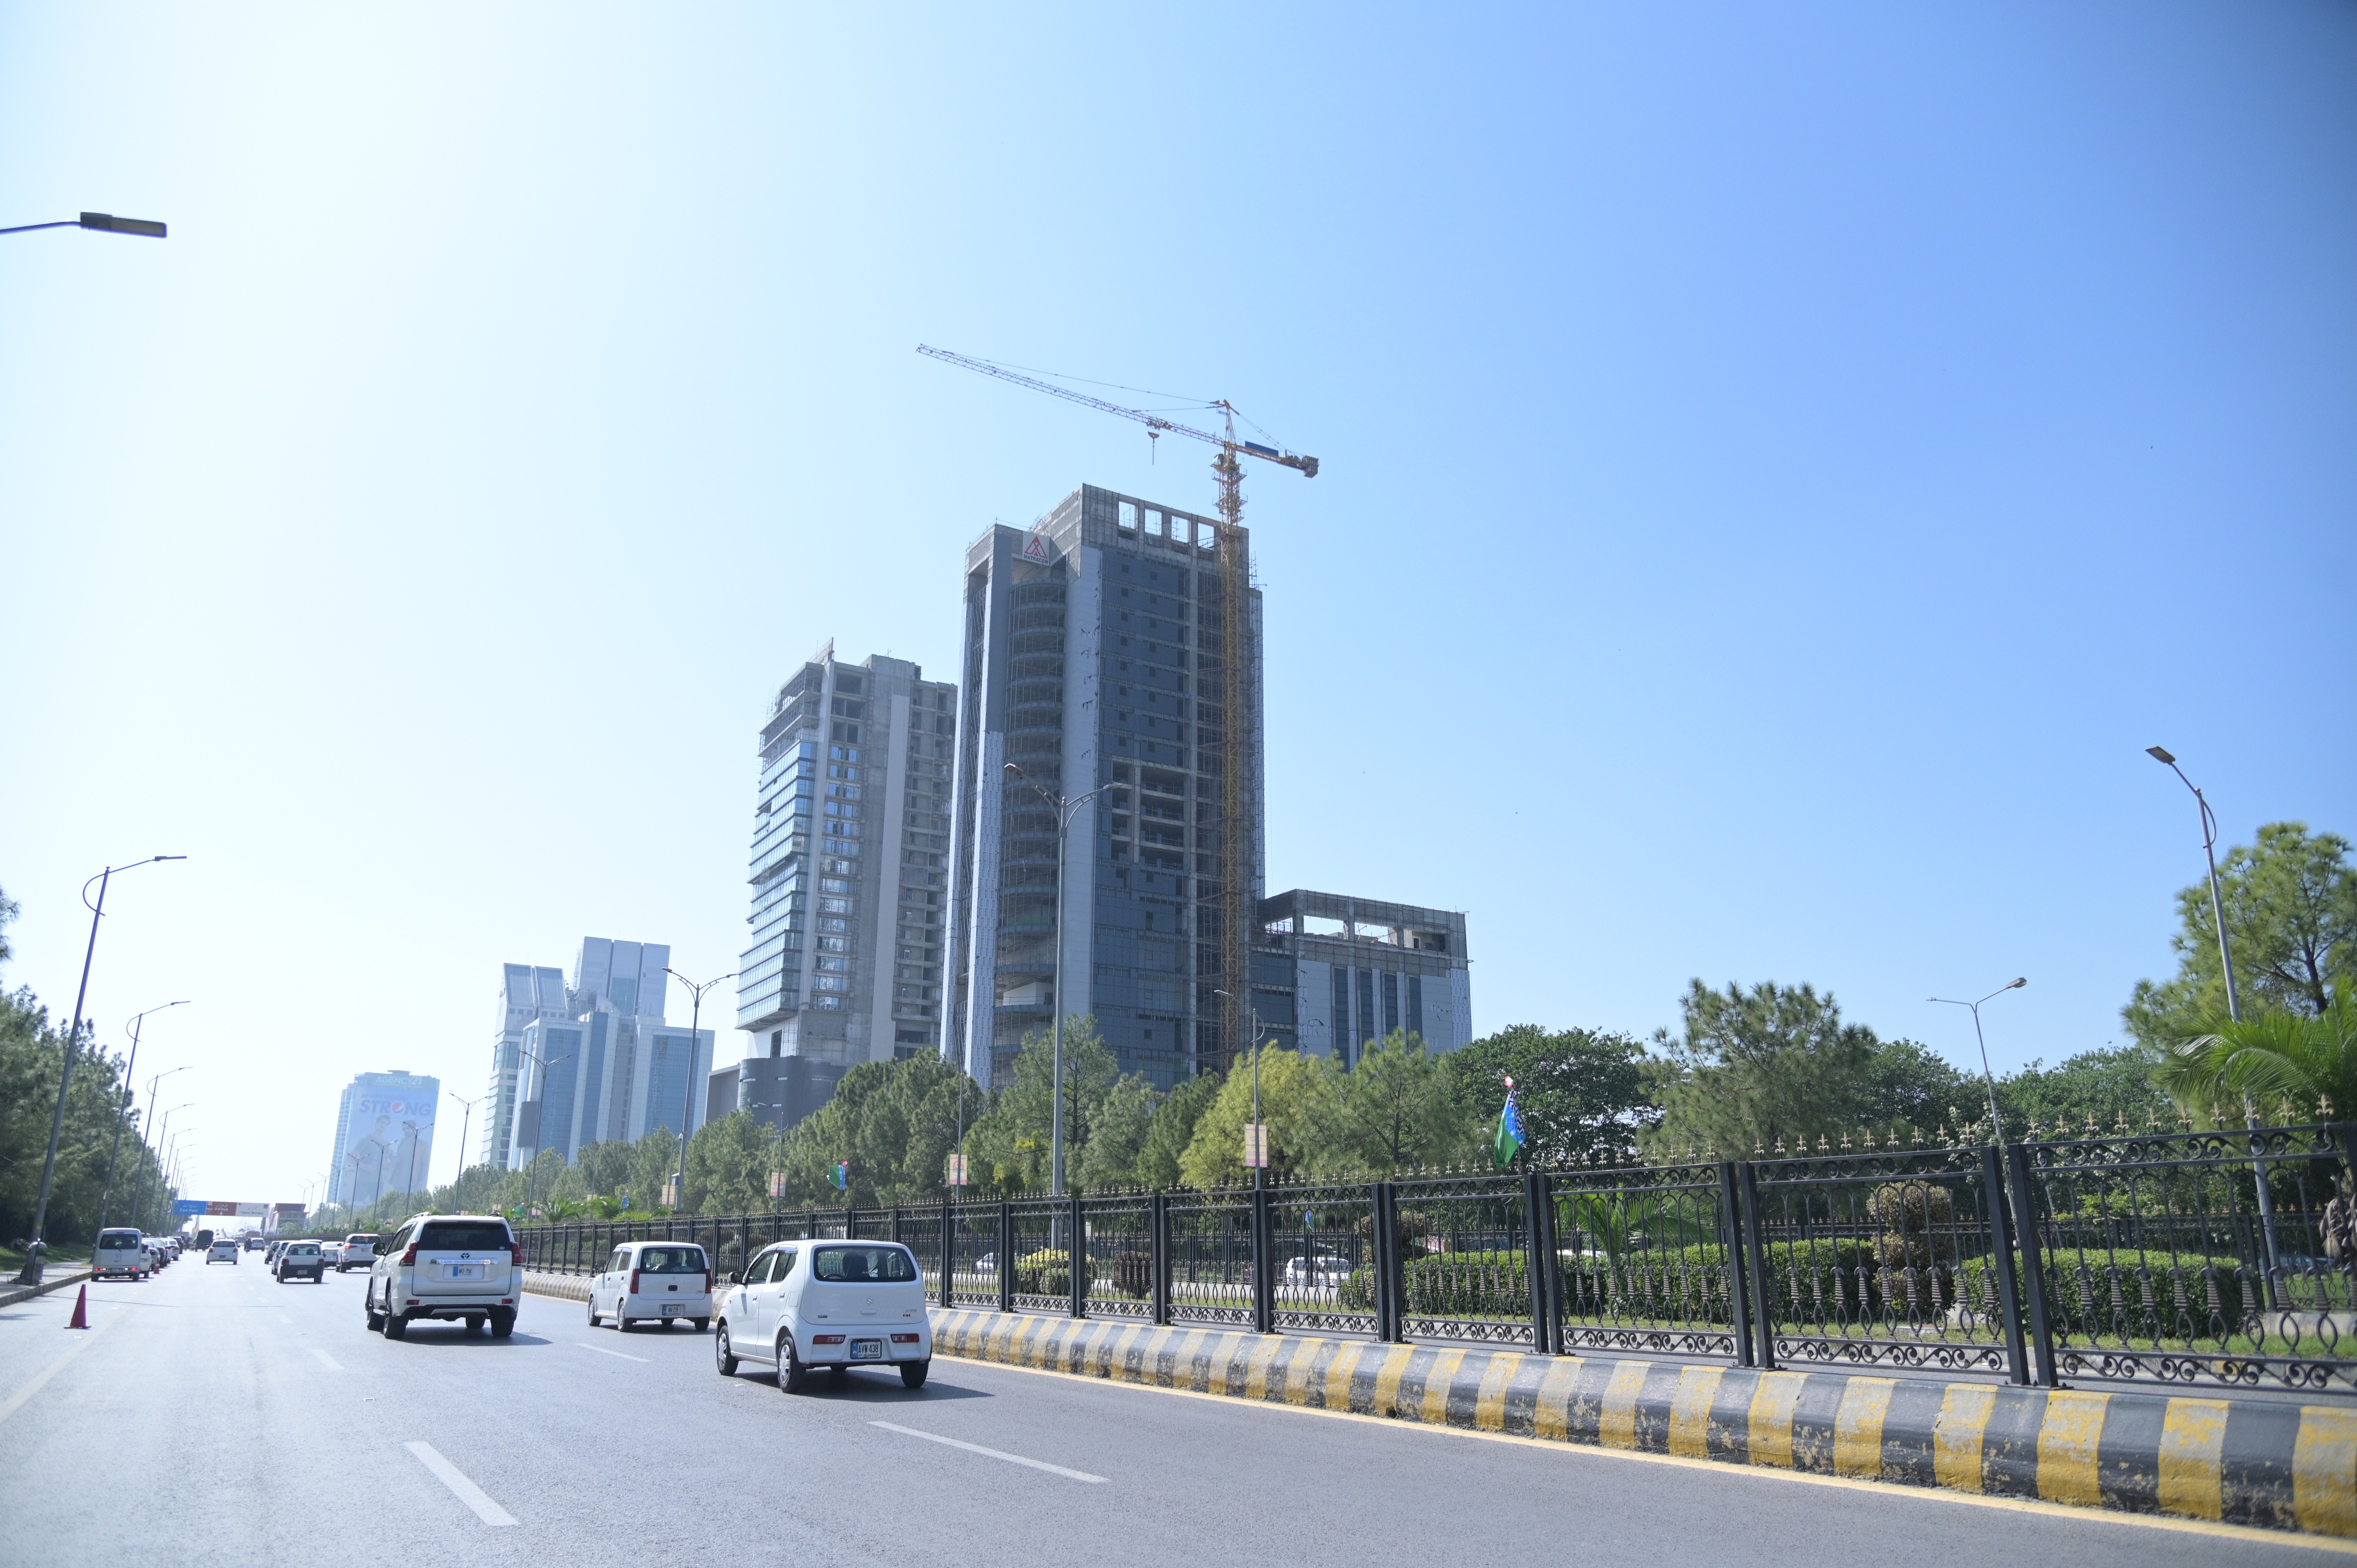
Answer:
top-left (0, 1313), bottom-right (112, 1428)
top-left (404, 1441), bottom-right (518, 1526)
top-left (311, 1348), bottom-right (343, 1371)
top-left (869, 1420), bottom-right (1106, 1483)
top-left (575, 1341), bottom-right (648, 1362)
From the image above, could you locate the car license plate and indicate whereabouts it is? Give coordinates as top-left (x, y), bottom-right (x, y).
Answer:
top-left (447, 1265), bottom-right (481, 1280)
top-left (850, 1339), bottom-right (885, 1361)
top-left (662, 1303), bottom-right (681, 1316)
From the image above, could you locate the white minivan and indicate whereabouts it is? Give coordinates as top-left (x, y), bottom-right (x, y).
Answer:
top-left (713, 1240), bottom-right (931, 1391)
top-left (587, 1241), bottom-right (712, 1333)
top-left (94, 1228), bottom-right (150, 1280)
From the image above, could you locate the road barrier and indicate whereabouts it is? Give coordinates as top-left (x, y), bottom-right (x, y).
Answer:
top-left (515, 1121), bottom-right (2357, 1400)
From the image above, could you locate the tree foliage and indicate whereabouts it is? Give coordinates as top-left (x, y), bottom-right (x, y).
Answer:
top-left (1178, 1046), bottom-right (1334, 1187)
top-left (1644, 980), bottom-right (1885, 1155)
top-left (1446, 1024), bottom-right (1656, 1165)
top-left (2125, 823), bottom-right (2357, 1047)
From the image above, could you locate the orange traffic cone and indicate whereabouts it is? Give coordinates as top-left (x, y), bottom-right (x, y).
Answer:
top-left (65, 1284), bottom-right (89, 1330)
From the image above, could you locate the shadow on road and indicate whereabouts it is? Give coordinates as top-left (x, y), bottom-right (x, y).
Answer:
top-left (744, 1368), bottom-right (992, 1403)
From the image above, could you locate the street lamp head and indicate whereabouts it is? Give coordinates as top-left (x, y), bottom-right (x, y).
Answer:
top-left (2145, 746), bottom-right (2176, 765)
top-left (2008, 977), bottom-right (2027, 990)
top-left (79, 212), bottom-right (168, 237)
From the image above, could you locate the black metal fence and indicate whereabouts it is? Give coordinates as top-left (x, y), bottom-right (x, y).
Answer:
top-left (513, 1123), bottom-right (2357, 1395)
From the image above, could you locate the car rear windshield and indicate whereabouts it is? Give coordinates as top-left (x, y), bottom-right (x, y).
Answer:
top-left (417, 1222), bottom-right (510, 1253)
top-left (345, 1235), bottom-right (377, 1246)
top-left (284, 1244), bottom-right (318, 1255)
top-left (810, 1245), bottom-right (917, 1283)
top-left (636, 1247), bottom-right (705, 1274)
top-left (99, 1230), bottom-right (140, 1248)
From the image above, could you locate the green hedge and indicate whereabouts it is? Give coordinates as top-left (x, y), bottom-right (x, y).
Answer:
top-left (1972, 1249), bottom-right (2256, 1343)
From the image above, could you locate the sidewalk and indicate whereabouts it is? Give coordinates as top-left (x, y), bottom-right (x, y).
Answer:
top-left (927, 1306), bottom-right (2357, 1541)
top-left (0, 1270), bottom-right (94, 1313)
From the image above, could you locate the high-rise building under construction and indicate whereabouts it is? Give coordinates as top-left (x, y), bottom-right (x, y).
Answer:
top-left (945, 486), bottom-right (1262, 1089)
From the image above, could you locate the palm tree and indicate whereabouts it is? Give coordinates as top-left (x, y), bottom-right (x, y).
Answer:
top-left (2154, 989), bottom-right (2357, 1125)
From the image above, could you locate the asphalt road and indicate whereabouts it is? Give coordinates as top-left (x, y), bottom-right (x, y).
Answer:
top-left (3, 1257), bottom-right (2342, 1566)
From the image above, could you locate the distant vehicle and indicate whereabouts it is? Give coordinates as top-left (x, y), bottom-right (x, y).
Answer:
top-left (194, 1229), bottom-right (216, 1250)
top-left (319, 1239), bottom-right (345, 1268)
top-left (276, 1241), bottom-right (325, 1283)
top-left (714, 1240), bottom-right (930, 1391)
top-left (144, 1237), bottom-right (173, 1268)
top-left (1281, 1253), bottom-right (1352, 1287)
top-left (366, 1215), bottom-right (519, 1340)
top-left (587, 1241), bottom-right (712, 1333)
top-left (207, 1240), bottom-right (240, 1264)
top-left (94, 1228), bottom-right (151, 1281)
top-left (264, 1240), bottom-right (286, 1267)
top-left (243, 1234), bottom-right (265, 1251)
top-left (336, 1234), bottom-right (379, 1273)
top-left (970, 1252), bottom-right (996, 1276)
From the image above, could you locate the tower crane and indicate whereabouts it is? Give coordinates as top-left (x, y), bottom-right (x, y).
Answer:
top-left (918, 344), bottom-right (1320, 1075)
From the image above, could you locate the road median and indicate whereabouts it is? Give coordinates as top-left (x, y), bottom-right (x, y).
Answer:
top-left (928, 1307), bottom-right (2357, 1540)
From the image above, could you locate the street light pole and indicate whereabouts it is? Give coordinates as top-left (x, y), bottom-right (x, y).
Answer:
top-left (516, 1047), bottom-right (572, 1219)
top-left (1215, 989), bottom-right (1267, 1190)
top-left (99, 1001), bottom-right (190, 1226)
top-left (1929, 979), bottom-right (2026, 1142)
top-left (663, 969), bottom-right (735, 1212)
top-left (16, 855), bottom-right (186, 1282)
top-left (447, 1091), bottom-right (484, 1201)
top-left (2145, 745), bottom-right (2282, 1294)
top-left (133, 1091), bottom-right (193, 1231)
top-left (1004, 763), bottom-right (1115, 1196)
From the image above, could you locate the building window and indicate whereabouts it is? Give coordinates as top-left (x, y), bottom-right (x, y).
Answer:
top-left (1357, 969), bottom-right (1376, 1054)
top-left (813, 995), bottom-right (843, 1010)
top-left (819, 918), bottom-right (849, 933)
top-left (1119, 501), bottom-right (1137, 529)
top-left (818, 936), bottom-right (850, 953)
top-left (831, 745), bottom-right (860, 763)
top-left (1408, 975), bottom-right (1425, 1041)
top-left (1331, 968), bottom-right (1350, 1064)
top-left (820, 878), bottom-right (850, 894)
top-left (1382, 971), bottom-right (1401, 1040)
top-left (819, 897), bottom-right (852, 914)
top-left (813, 975), bottom-right (846, 991)
top-left (769, 1031), bottom-right (782, 1058)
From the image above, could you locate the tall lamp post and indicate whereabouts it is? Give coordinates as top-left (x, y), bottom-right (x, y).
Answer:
top-left (1929, 980), bottom-right (2025, 1142)
top-left (516, 1046), bottom-right (572, 1219)
top-left (0, 211), bottom-right (168, 239)
top-left (1213, 989), bottom-right (1269, 1189)
top-left (15, 854), bottom-right (186, 1283)
top-left (134, 1097), bottom-right (194, 1231)
top-left (1004, 762), bottom-right (1116, 1195)
top-left (2145, 745), bottom-right (2282, 1293)
top-left (101, 1008), bottom-right (189, 1225)
top-left (662, 969), bottom-right (734, 1211)
top-left (447, 1091), bottom-right (484, 1201)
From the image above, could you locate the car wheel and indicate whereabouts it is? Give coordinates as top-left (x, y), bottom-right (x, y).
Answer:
top-left (465, 1315), bottom-right (486, 1335)
top-left (900, 1359), bottom-right (930, 1390)
top-left (779, 1336), bottom-right (811, 1394)
top-left (383, 1311), bottom-right (408, 1341)
top-left (586, 1297), bottom-right (599, 1328)
top-left (364, 1295), bottom-right (385, 1332)
top-left (714, 1321), bottom-right (739, 1376)
top-left (692, 1317), bottom-right (709, 1333)
top-left (616, 1312), bottom-right (633, 1333)
top-left (488, 1310), bottom-right (515, 1339)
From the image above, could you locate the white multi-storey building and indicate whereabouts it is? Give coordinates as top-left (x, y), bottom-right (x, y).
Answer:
top-left (502, 938), bottom-right (715, 1168)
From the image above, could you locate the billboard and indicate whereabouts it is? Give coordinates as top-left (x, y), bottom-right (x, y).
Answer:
top-left (339, 1072), bottom-right (440, 1206)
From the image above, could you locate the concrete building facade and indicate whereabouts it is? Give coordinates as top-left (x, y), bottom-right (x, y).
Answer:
top-left (485, 964), bottom-right (567, 1167)
top-left (1248, 890), bottom-right (1473, 1065)
top-left (944, 487), bottom-right (1264, 1089)
top-left (731, 649), bottom-right (958, 1129)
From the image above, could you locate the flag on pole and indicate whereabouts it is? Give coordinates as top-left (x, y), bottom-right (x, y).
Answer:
top-left (1492, 1077), bottom-right (1525, 1171)
top-left (831, 1161), bottom-right (849, 1192)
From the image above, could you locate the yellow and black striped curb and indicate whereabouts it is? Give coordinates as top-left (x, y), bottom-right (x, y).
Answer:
top-left (929, 1308), bottom-right (2357, 1539)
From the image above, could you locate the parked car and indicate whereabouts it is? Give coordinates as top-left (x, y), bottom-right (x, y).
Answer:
top-left (587, 1241), bottom-right (712, 1333)
top-left (366, 1214), bottom-right (518, 1340)
top-left (714, 1240), bottom-right (930, 1391)
top-left (276, 1241), bottom-right (325, 1282)
top-left (969, 1252), bottom-right (997, 1276)
top-left (336, 1234), bottom-right (378, 1273)
top-left (1281, 1252), bottom-right (1352, 1286)
top-left (94, 1228), bottom-right (151, 1281)
top-left (207, 1239), bottom-right (240, 1264)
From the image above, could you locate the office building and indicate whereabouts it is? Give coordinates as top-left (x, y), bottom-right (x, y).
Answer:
top-left (944, 487), bottom-right (1264, 1089)
top-left (504, 938), bottom-right (716, 1167)
top-left (327, 1070), bottom-right (440, 1208)
top-left (731, 648), bottom-right (958, 1129)
top-left (485, 963), bottom-right (567, 1167)
top-left (1249, 890), bottom-right (1473, 1064)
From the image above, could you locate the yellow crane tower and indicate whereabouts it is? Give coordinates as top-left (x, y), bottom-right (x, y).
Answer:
top-left (917, 344), bottom-right (1320, 1073)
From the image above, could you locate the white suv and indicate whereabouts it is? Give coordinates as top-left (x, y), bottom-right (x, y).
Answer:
top-left (365, 1214), bottom-right (519, 1340)
top-left (714, 1240), bottom-right (931, 1391)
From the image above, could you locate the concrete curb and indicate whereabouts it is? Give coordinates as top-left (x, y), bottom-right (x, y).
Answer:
top-left (927, 1308), bottom-right (2357, 1539)
top-left (519, 1269), bottom-right (590, 1304)
top-left (0, 1269), bottom-right (94, 1311)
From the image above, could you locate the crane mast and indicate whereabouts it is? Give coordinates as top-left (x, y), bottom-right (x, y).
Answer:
top-left (920, 345), bottom-right (1318, 1076)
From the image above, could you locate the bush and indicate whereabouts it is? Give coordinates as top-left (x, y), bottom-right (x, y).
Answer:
top-left (1968, 1248), bottom-right (2256, 1343)
top-left (1014, 1247), bottom-right (1083, 1298)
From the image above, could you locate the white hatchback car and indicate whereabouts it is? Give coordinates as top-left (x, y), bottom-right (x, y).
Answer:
top-left (587, 1241), bottom-right (713, 1333)
top-left (714, 1240), bottom-right (931, 1391)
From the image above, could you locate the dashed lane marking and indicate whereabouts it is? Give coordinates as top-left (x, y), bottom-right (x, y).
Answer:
top-left (576, 1342), bottom-right (648, 1363)
top-left (869, 1420), bottom-right (1106, 1483)
top-left (405, 1441), bottom-right (518, 1526)
top-left (0, 1312), bottom-right (113, 1428)
top-left (311, 1348), bottom-right (343, 1371)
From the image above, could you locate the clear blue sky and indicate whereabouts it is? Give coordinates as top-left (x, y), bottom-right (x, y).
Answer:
top-left (4, 4), bottom-right (2350, 1204)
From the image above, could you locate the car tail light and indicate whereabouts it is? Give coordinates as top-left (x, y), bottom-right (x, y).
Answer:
top-left (629, 1269), bottom-right (641, 1296)
top-left (811, 1334), bottom-right (845, 1345)
top-left (509, 1241), bottom-right (524, 1265)
top-left (701, 1271), bottom-right (711, 1294)
top-left (400, 1244), bottom-right (418, 1265)
top-left (891, 1333), bottom-right (919, 1344)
